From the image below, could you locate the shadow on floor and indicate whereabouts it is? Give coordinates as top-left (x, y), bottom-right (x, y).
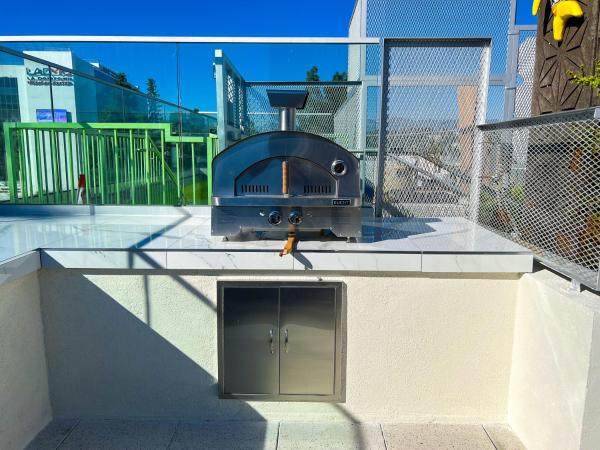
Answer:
top-left (34, 270), bottom-right (268, 449)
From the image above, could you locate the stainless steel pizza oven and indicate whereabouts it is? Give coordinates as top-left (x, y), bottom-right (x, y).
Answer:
top-left (211, 89), bottom-right (362, 241)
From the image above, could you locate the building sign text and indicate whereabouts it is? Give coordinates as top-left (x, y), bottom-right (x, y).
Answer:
top-left (26, 67), bottom-right (74, 87)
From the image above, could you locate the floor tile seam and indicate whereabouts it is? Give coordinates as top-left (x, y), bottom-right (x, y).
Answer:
top-left (55, 419), bottom-right (81, 450)
top-left (379, 423), bottom-right (389, 450)
top-left (165, 419), bottom-right (181, 450)
top-left (481, 424), bottom-right (499, 450)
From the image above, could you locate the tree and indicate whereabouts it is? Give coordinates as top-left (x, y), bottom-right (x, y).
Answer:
top-left (306, 66), bottom-right (320, 82)
top-left (568, 61), bottom-right (600, 96)
top-left (146, 78), bottom-right (163, 122)
top-left (115, 72), bottom-right (129, 87)
top-left (332, 71), bottom-right (348, 82)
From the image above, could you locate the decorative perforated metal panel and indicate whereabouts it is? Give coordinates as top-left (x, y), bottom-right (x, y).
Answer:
top-left (375, 39), bottom-right (491, 218)
top-left (362, 0), bottom-right (510, 75)
top-left (479, 109), bottom-right (600, 291)
top-left (244, 82), bottom-right (362, 151)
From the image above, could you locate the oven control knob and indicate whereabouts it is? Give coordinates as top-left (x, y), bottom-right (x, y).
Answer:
top-left (268, 211), bottom-right (282, 226)
top-left (288, 210), bottom-right (303, 225)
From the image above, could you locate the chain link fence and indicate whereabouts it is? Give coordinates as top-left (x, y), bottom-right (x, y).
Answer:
top-left (375, 38), bottom-right (491, 218)
top-left (478, 108), bottom-right (600, 291)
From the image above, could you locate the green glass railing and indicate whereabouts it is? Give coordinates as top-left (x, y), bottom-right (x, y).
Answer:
top-left (3, 122), bottom-right (218, 206)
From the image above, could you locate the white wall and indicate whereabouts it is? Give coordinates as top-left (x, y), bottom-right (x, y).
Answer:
top-left (39, 270), bottom-right (518, 423)
top-left (0, 271), bottom-right (51, 450)
top-left (581, 311), bottom-right (600, 450)
top-left (347, 0), bottom-right (364, 81)
top-left (508, 270), bottom-right (600, 450)
top-left (6, 263), bottom-right (600, 448)
top-left (348, 0), bottom-right (364, 39)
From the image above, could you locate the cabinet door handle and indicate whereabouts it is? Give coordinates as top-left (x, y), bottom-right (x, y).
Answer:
top-left (284, 328), bottom-right (289, 353)
top-left (269, 329), bottom-right (274, 355)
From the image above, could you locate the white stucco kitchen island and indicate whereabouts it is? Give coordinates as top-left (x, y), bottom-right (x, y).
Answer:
top-left (1, 206), bottom-right (599, 450)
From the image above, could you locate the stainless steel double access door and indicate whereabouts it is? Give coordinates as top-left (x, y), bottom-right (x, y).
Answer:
top-left (218, 282), bottom-right (344, 401)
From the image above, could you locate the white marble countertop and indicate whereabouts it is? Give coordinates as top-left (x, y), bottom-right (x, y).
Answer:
top-left (0, 205), bottom-right (532, 274)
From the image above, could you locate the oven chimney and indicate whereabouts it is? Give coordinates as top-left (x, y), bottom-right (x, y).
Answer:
top-left (266, 89), bottom-right (309, 132)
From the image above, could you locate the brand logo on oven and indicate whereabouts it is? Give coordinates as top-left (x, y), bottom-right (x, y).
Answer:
top-left (332, 199), bottom-right (351, 206)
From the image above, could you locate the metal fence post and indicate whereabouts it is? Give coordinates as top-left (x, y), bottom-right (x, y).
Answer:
top-left (161, 130), bottom-right (166, 205)
top-left (358, 81), bottom-right (368, 200)
top-left (3, 122), bottom-right (18, 203)
top-left (469, 43), bottom-right (492, 222)
top-left (504, 0), bottom-right (519, 120)
top-left (374, 39), bottom-right (389, 218)
top-left (206, 135), bottom-right (216, 205)
top-left (214, 50), bottom-right (228, 152)
top-left (504, 31), bottom-right (519, 121)
top-left (144, 129), bottom-right (151, 205)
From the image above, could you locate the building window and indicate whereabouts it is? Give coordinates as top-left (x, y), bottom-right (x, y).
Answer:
top-left (0, 77), bottom-right (21, 122)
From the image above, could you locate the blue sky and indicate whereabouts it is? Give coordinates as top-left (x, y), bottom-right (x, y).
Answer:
top-left (517, 1), bottom-right (538, 25)
top-left (1, 0), bottom-right (536, 112)
top-left (0, 0), bottom-right (536, 36)
top-left (1, 0), bottom-right (358, 37)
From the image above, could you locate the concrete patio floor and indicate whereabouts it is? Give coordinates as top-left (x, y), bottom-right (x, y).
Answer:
top-left (26, 420), bottom-right (526, 449)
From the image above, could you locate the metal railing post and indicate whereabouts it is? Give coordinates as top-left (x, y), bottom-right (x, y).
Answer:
top-left (469, 43), bottom-right (492, 222)
top-left (214, 49), bottom-right (228, 152)
top-left (24, 130), bottom-right (33, 200)
top-left (374, 39), bottom-right (390, 218)
top-left (175, 143), bottom-right (181, 202)
top-left (65, 130), bottom-right (77, 203)
top-left (34, 130), bottom-right (45, 203)
top-left (41, 131), bottom-right (50, 202)
top-left (128, 129), bottom-right (135, 205)
top-left (144, 129), bottom-right (151, 205)
top-left (99, 134), bottom-right (108, 204)
top-left (191, 142), bottom-right (196, 204)
top-left (161, 130), bottom-right (166, 205)
top-left (206, 135), bottom-right (215, 205)
top-left (504, 30), bottom-right (519, 121)
top-left (358, 81), bottom-right (367, 201)
top-left (504, 0), bottom-right (519, 120)
top-left (113, 129), bottom-right (120, 204)
top-left (17, 128), bottom-right (28, 201)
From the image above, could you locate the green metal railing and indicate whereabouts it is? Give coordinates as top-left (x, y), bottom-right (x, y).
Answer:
top-left (3, 122), bottom-right (218, 205)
